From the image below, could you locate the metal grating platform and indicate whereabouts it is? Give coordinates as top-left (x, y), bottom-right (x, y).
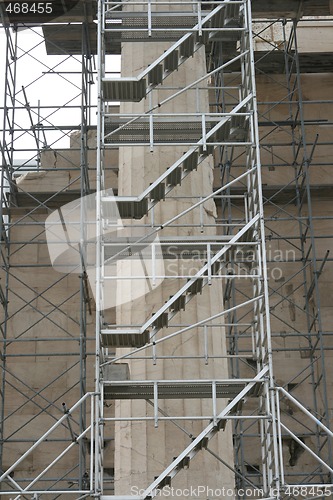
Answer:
top-left (42, 0), bottom-right (332, 56)
top-left (4, 191), bottom-right (82, 214)
top-left (43, 24), bottom-right (100, 56)
top-left (104, 116), bottom-right (249, 145)
top-left (105, 14), bottom-right (198, 42)
top-left (104, 15), bottom-right (242, 43)
top-left (103, 380), bottom-right (262, 399)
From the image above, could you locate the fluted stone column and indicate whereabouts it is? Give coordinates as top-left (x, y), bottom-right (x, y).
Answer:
top-left (113, 4), bottom-right (235, 497)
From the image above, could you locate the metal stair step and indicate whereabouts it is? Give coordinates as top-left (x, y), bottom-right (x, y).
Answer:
top-left (195, 30), bottom-right (210, 45)
top-left (148, 64), bottom-right (163, 86)
top-left (166, 166), bottom-right (182, 186)
top-left (152, 312), bottom-right (169, 330)
top-left (187, 277), bottom-right (204, 296)
top-left (103, 78), bottom-right (146, 102)
top-left (102, 198), bottom-right (149, 220)
top-left (179, 34), bottom-right (195, 59)
top-left (164, 50), bottom-right (179, 73)
top-left (174, 456), bottom-right (190, 470)
top-left (199, 144), bottom-right (215, 156)
top-left (149, 182), bottom-right (166, 201)
top-left (169, 295), bottom-right (186, 312)
top-left (225, 4), bottom-right (242, 27)
top-left (154, 476), bottom-right (171, 490)
top-left (204, 260), bottom-right (221, 276)
top-left (101, 329), bottom-right (150, 348)
top-left (194, 436), bottom-right (209, 451)
top-left (183, 151), bottom-right (198, 171)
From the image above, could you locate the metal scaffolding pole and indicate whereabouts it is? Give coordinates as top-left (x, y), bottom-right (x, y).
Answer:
top-left (0, 5), bottom-right (94, 495)
top-left (0, 1), bottom-right (332, 499)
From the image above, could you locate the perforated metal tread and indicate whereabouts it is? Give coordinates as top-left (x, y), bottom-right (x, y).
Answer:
top-left (103, 379), bottom-right (262, 399)
top-left (104, 14), bottom-right (242, 43)
top-left (104, 116), bottom-right (248, 144)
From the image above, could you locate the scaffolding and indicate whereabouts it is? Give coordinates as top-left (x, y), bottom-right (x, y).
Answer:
top-left (0, 1), bottom-right (332, 499)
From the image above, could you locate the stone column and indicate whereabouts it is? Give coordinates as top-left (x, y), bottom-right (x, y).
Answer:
top-left (113, 3), bottom-right (235, 497)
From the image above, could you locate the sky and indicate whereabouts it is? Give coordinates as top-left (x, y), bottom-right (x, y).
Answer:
top-left (0, 25), bottom-right (120, 166)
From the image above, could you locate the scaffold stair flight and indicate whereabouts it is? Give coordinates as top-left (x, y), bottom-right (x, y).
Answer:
top-left (102, 99), bottom-right (250, 219)
top-left (102, 2), bottom-right (242, 101)
top-left (100, 367), bottom-right (268, 500)
top-left (101, 216), bottom-right (258, 348)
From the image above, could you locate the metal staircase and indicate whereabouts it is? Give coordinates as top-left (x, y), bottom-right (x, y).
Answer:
top-left (96, 0), bottom-right (279, 499)
top-left (1, 1), bottom-right (333, 499)
top-left (102, 2), bottom-right (242, 101)
top-left (101, 217), bottom-right (257, 347)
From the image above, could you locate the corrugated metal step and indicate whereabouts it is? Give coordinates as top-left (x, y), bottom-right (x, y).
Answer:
top-left (187, 277), bottom-right (204, 296)
top-left (152, 312), bottom-right (169, 330)
top-left (102, 198), bottom-right (149, 220)
top-left (225, 4), bottom-right (242, 27)
top-left (164, 51), bottom-right (179, 73)
top-left (155, 476), bottom-right (171, 490)
top-left (148, 64), bottom-right (163, 86)
top-left (210, 120), bottom-right (231, 142)
top-left (101, 329), bottom-right (150, 348)
top-left (199, 144), bottom-right (215, 156)
top-left (169, 295), bottom-right (186, 312)
top-left (204, 260), bottom-right (221, 276)
top-left (103, 78), bottom-right (146, 102)
top-left (179, 34), bottom-right (195, 59)
top-left (166, 166), bottom-right (182, 186)
top-left (195, 436), bottom-right (209, 451)
top-left (149, 182), bottom-right (166, 201)
top-left (183, 151), bottom-right (198, 171)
